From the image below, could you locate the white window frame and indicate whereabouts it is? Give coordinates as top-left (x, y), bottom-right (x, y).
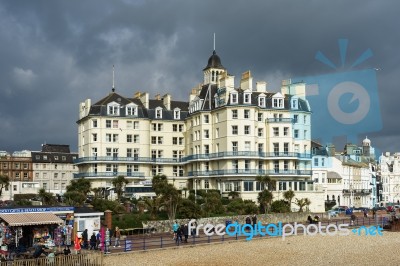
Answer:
top-left (258, 95), bottom-right (266, 108)
top-left (174, 108), bottom-right (181, 119)
top-left (107, 102), bottom-right (120, 115)
top-left (155, 107), bottom-right (163, 119)
top-left (230, 92), bottom-right (238, 104)
top-left (126, 104), bottom-right (138, 116)
top-left (244, 93), bottom-right (251, 104)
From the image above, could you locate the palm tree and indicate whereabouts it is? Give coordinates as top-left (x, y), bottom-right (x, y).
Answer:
top-left (91, 187), bottom-right (102, 199)
top-left (256, 175), bottom-right (276, 191)
top-left (112, 175), bottom-right (129, 201)
top-left (295, 198), bottom-right (308, 212)
top-left (38, 188), bottom-right (55, 205)
top-left (143, 197), bottom-right (162, 219)
top-left (152, 175), bottom-right (181, 221)
top-left (63, 191), bottom-right (87, 206)
top-left (66, 178), bottom-right (91, 196)
top-left (283, 190), bottom-right (296, 211)
top-left (304, 198), bottom-right (312, 212)
top-left (258, 190), bottom-right (273, 214)
top-left (0, 174), bottom-right (10, 198)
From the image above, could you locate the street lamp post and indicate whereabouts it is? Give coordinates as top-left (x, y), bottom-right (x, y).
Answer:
top-left (194, 179), bottom-right (197, 204)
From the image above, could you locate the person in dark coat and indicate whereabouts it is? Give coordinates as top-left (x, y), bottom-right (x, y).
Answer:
top-left (307, 215), bottom-right (313, 224)
top-left (245, 216), bottom-right (251, 231)
top-left (63, 246), bottom-right (71, 255)
top-left (90, 232), bottom-right (97, 250)
top-left (183, 224), bottom-right (189, 243)
top-left (252, 214), bottom-right (257, 229)
top-left (82, 229), bottom-right (88, 249)
top-left (175, 225), bottom-right (183, 245)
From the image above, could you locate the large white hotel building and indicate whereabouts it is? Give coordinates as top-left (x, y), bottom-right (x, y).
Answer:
top-left (75, 50), bottom-right (325, 211)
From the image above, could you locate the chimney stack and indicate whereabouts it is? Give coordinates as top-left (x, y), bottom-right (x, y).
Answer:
top-left (162, 94), bottom-right (171, 110)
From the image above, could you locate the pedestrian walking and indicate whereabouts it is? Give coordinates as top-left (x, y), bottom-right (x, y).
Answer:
top-left (176, 225), bottom-right (183, 245)
top-left (96, 231), bottom-right (101, 250)
top-left (90, 232), bottom-right (96, 250)
top-left (191, 219), bottom-right (197, 238)
top-left (82, 229), bottom-right (88, 249)
top-left (104, 228), bottom-right (111, 254)
top-left (351, 214), bottom-right (356, 226)
top-left (172, 221), bottom-right (179, 240)
top-left (252, 214), bottom-right (257, 229)
top-left (183, 224), bottom-right (189, 243)
top-left (114, 227), bottom-right (121, 247)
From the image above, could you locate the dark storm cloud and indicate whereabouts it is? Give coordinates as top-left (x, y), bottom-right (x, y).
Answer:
top-left (0, 0), bottom-right (399, 154)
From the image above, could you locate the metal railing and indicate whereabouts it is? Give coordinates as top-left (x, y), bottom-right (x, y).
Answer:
top-left (188, 169), bottom-right (312, 177)
top-left (74, 172), bottom-right (145, 179)
top-left (99, 216), bottom-right (386, 252)
top-left (74, 152), bottom-right (312, 164)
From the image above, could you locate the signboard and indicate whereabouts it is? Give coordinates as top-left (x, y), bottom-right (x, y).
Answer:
top-left (125, 240), bottom-right (132, 251)
top-left (0, 207), bottom-right (74, 214)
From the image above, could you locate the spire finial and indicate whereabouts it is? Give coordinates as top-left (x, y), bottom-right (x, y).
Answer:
top-left (213, 33), bottom-right (216, 51)
top-left (112, 65), bottom-right (115, 92)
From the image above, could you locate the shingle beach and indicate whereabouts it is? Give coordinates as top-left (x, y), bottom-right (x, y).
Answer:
top-left (103, 231), bottom-right (399, 266)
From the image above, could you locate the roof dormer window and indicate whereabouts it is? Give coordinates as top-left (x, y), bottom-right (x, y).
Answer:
top-left (258, 94), bottom-right (266, 108)
top-left (174, 108), bottom-right (181, 120)
top-left (291, 97), bottom-right (298, 110)
top-left (126, 103), bottom-right (138, 116)
top-left (155, 107), bottom-right (163, 119)
top-left (230, 92), bottom-right (238, 104)
top-left (244, 92), bottom-right (251, 104)
top-left (272, 93), bottom-right (284, 109)
top-left (107, 102), bottom-right (120, 115)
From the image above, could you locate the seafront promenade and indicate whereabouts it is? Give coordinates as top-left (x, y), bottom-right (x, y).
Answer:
top-left (104, 230), bottom-right (400, 266)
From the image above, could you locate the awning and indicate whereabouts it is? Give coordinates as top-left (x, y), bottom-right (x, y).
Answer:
top-left (0, 212), bottom-right (63, 226)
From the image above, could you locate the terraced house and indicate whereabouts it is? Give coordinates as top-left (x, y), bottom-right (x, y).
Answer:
top-left (75, 49), bottom-right (324, 211)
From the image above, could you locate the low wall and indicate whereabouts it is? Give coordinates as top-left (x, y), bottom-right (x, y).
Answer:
top-left (145, 213), bottom-right (323, 233)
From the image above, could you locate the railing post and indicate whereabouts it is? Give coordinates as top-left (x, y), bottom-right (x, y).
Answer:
top-left (208, 235), bottom-right (211, 243)
top-left (236, 232), bottom-right (238, 240)
top-left (143, 238), bottom-right (146, 250)
top-left (161, 236), bottom-right (163, 248)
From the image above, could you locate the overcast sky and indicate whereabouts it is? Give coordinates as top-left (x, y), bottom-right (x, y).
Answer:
top-left (0, 0), bottom-right (399, 155)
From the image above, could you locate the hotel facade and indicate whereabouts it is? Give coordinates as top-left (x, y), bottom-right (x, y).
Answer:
top-left (75, 50), bottom-right (325, 211)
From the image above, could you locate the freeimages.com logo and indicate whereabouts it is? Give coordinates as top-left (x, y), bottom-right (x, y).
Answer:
top-left (292, 39), bottom-right (382, 144)
top-left (188, 220), bottom-right (383, 241)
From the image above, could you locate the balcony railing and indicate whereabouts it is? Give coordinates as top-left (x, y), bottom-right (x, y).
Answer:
top-left (266, 118), bottom-right (293, 123)
top-left (188, 169), bottom-right (312, 177)
top-left (73, 172), bottom-right (145, 179)
top-left (74, 152), bottom-right (312, 164)
top-left (74, 156), bottom-right (185, 164)
top-left (342, 189), bottom-right (372, 195)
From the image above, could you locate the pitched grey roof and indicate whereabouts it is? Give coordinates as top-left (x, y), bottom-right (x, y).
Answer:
top-left (192, 84), bottom-right (311, 113)
top-left (87, 91), bottom-right (188, 121)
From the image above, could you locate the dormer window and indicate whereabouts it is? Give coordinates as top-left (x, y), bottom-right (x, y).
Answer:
top-left (107, 102), bottom-right (120, 115)
top-left (272, 93), bottom-right (284, 109)
top-left (230, 92), bottom-right (238, 104)
top-left (155, 107), bottom-right (163, 119)
top-left (126, 104), bottom-right (138, 116)
top-left (291, 97), bottom-right (298, 110)
top-left (214, 93), bottom-right (219, 108)
top-left (243, 90), bottom-right (251, 104)
top-left (174, 108), bottom-right (181, 119)
top-left (243, 93), bottom-right (251, 103)
top-left (258, 94), bottom-right (266, 108)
